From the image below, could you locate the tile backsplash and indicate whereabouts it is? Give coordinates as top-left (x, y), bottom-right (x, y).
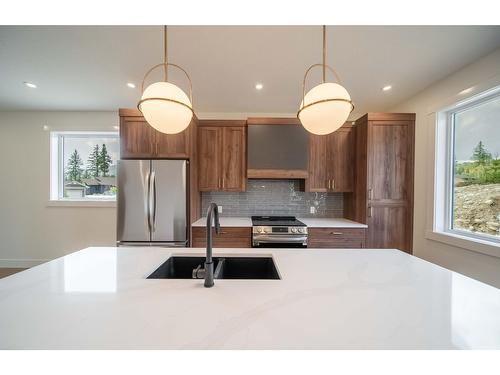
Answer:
top-left (201, 179), bottom-right (343, 218)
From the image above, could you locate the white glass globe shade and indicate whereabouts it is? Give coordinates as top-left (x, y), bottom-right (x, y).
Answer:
top-left (139, 81), bottom-right (193, 134)
top-left (298, 82), bottom-right (352, 135)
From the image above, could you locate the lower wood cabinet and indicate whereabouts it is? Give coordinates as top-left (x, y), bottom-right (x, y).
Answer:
top-left (191, 227), bottom-right (251, 248)
top-left (308, 228), bottom-right (366, 248)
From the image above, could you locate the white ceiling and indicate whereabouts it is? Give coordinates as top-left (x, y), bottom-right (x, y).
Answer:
top-left (1, 26), bottom-right (499, 118)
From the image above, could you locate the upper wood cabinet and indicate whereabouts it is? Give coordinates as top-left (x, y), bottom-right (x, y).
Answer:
top-left (344, 113), bottom-right (415, 253)
top-left (307, 123), bottom-right (355, 192)
top-left (198, 121), bottom-right (246, 192)
top-left (119, 109), bottom-right (192, 159)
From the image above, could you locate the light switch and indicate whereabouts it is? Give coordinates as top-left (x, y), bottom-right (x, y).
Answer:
top-left (310, 206), bottom-right (316, 214)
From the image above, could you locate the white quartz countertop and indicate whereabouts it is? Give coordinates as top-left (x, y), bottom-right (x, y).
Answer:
top-left (192, 217), bottom-right (252, 227)
top-left (298, 218), bottom-right (368, 228)
top-left (192, 217), bottom-right (366, 228)
top-left (1, 247), bottom-right (500, 349)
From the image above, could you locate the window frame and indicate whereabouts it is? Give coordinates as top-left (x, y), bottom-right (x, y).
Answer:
top-left (436, 85), bottom-right (500, 248)
top-left (49, 130), bottom-right (119, 205)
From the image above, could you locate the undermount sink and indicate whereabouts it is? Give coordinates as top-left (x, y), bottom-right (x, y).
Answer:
top-left (147, 256), bottom-right (280, 280)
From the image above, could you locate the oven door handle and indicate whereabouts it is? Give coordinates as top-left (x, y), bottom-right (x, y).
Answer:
top-left (253, 235), bottom-right (308, 243)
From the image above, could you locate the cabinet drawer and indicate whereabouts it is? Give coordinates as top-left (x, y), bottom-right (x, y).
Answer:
top-left (192, 227), bottom-right (251, 248)
top-left (308, 228), bottom-right (366, 248)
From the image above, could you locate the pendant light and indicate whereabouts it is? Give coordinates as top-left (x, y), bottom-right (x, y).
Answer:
top-left (138, 26), bottom-right (194, 134)
top-left (297, 26), bottom-right (354, 135)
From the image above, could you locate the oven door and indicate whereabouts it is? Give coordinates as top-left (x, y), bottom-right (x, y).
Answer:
top-left (252, 234), bottom-right (308, 248)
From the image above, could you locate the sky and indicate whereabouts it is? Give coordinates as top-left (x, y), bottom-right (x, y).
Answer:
top-left (455, 95), bottom-right (500, 161)
top-left (63, 135), bottom-right (119, 173)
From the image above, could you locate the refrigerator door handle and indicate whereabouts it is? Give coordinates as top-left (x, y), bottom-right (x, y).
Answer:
top-left (145, 170), bottom-right (152, 233)
top-left (150, 170), bottom-right (157, 233)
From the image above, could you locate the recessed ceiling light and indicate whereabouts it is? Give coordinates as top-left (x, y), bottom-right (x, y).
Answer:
top-left (382, 85), bottom-right (392, 91)
top-left (127, 82), bottom-right (136, 89)
top-left (24, 81), bottom-right (37, 88)
top-left (255, 83), bottom-right (263, 90)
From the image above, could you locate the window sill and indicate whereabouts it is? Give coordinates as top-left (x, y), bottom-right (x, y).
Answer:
top-left (47, 200), bottom-right (116, 208)
top-left (426, 230), bottom-right (500, 259)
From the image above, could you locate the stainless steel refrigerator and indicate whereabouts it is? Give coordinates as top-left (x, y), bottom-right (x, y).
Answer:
top-left (117, 160), bottom-right (188, 247)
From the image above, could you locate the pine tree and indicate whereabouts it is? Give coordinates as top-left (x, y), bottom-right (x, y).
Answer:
top-left (66, 149), bottom-right (84, 182)
top-left (472, 141), bottom-right (492, 165)
top-left (99, 143), bottom-right (112, 177)
top-left (87, 144), bottom-right (100, 177)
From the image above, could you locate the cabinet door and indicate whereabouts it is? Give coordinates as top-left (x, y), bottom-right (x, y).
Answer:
top-left (155, 122), bottom-right (191, 158)
top-left (328, 128), bottom-right (354, 192)
top-left (198, 127), bottom-right (221, 191)
top-left (307, 135), bottom-right (328, 192)
top-left (120, 118), bottom-right (156, 159)
top-left (369, 121), bottom-right (411, 201)
top-left (367, 205), bottom-right (410, 251)
top-left (155, 131), bottom-right (189, 158)
top-left (221, 127), bottom-right (246, 191)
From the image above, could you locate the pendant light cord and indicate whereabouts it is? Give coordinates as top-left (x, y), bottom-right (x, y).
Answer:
top-left (322, 25), bottom-right (326, 83)
top-left (164, 25), bottom-right (168, 81)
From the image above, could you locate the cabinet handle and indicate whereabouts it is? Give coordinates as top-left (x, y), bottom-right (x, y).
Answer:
top-left (222, 177), bottom-right (225, 189)
top-left (368, 188), bottom-right (373, 200)
top-left (327, 179), bottom-right (331, 189)
top-left (368, 205), bottom-right (372, 217)
top-left (331, 232), bottom-right (343, 235)
top-left (218, 177), bottom-right (221, 189)
top-left (331, 179), bottom-right (335, 190)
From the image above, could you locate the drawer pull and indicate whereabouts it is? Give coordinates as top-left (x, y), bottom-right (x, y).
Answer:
top-left (331, 232), bottom-right (343, 235)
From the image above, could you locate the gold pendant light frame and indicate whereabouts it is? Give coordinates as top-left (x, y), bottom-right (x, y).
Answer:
top-left (297, 26), bottom-right (354, 120)
top-left (137, 26), bottom-right (194, 116)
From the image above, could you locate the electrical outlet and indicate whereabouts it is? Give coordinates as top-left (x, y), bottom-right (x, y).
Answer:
top-left (309, 206), bottom-right (316, 214)
top-left (218, 206), bottom-right (223, 213)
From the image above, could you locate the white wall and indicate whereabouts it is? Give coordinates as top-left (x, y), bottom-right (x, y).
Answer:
top-left (391, 48), bottom-right (500, 288)
top-left (0, 111), bottom-right (118, 267)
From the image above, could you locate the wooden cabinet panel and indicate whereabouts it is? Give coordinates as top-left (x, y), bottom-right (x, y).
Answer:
top-left (120, 115), bottom-right (191, 159)
top-left (307, 123), bottom-right (354, 192)
top-left (192, 227), bottom-right (251, 248)
top-left (329, 129), bottom-right (354, 192)
top-left (156, 126), bottom-right (190, 158)
top-left (198, 127), bottom-right (221, 191)
top-left (308, 228), bottom-right (366, 248)
top-left (307, 135), bottom-right (328, 192)
top-left (198, 122), bottom-right (247, 192)
top-left (369, 121), bottom-right (411, 201)
top-left (221, 127), bottom-right (246, 191)
top-left (120, 119), bottom-right (156, 159)
top-left (367, 206), bottom-right (409, 250)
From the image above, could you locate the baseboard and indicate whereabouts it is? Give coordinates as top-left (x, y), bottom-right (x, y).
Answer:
top-left (0, 259), bottom-right (49, 268)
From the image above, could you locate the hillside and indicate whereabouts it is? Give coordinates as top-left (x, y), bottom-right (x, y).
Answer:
top-left (453, 183), bottom-right (500, 236)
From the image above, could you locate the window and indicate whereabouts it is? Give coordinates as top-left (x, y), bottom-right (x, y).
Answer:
top-left (440, 87), bottom-right (500, 244)
top-left (50, 131), bottom-right (119, 201)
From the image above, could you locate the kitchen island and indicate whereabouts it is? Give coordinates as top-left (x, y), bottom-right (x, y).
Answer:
top-left (0, 247), bottom-right (499, 349)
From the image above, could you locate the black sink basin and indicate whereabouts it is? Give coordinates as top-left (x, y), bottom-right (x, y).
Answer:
top-left (147, 257), bottom-right (211, 279)
top-left (216, 257), bottom-right (280, 279)
top-left (147, 256), bottom-right (280, 280)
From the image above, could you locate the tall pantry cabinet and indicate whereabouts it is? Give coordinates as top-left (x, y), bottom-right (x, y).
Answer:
top-left (345, 113), bottom-right (415, 253)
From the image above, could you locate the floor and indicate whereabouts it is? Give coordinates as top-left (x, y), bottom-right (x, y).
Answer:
top-left (0, 268), bottom-right (26, 279)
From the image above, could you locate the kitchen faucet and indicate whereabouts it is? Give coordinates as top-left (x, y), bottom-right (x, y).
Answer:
top-left (204, 203), bottom-right (220, 287)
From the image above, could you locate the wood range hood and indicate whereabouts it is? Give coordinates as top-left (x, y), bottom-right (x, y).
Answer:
top-left (246, 117), bottom-right (309, 180)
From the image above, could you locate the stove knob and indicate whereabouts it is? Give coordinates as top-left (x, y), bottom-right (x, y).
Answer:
top-left (257, 227), bottom-right (264, 233)
top-left (299, 227), bottom-right (305, 233)
top-left (291, 227), bottom-right (297, 233)
top-left (265, 227), bottom-right (272, 233)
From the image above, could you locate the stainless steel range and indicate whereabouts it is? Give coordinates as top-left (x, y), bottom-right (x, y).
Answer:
top-left (251, 216), bottom-right (308, 248)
